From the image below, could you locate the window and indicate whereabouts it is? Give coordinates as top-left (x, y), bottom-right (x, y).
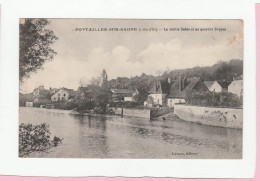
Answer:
top-left (64, 94), bottom-right (66, 96)
top-left (58, 93), bottom-right (60, 96)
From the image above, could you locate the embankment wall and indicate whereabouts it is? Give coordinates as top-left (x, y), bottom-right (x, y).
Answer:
top-left (123, 108), bottom-right (151, 119)
top-left (174, 105), bottom-right (242, 129)
top-left (109, 107), bottom-right (123, 115)
top-left (150, 107), bottom-right (174, 118)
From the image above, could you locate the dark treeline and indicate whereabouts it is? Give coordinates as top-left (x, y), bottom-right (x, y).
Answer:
top-left (162, 59), bottom-right (243, 82)
top-left (108, 59), bottom-right (243, 102)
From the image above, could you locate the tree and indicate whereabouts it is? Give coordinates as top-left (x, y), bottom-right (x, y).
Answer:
top-left (19, 123), bottom-right (63, 157)
top-left (19, 18), bottom-right (58, 83)
top-left (101, 69), bottom-right (108, 87)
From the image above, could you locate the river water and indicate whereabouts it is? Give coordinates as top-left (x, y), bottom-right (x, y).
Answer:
top-left (19, 107), bottom-right (242, 159)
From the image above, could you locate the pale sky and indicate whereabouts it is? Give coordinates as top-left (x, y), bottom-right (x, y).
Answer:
top-left (20, 19), bottom-right (243, 93)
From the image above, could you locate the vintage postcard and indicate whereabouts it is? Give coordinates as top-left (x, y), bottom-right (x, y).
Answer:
top-left (19, 19), bottom-right (243, 159)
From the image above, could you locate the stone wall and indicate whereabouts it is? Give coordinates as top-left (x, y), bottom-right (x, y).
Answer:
top-left (174, 105), bottom-right (242, 129)
top-left (150, 107), bottom-right (174, 118)
top-left (110, 107), bottom-right (174, 119)
top-left (109, 107), bottom-right (123, 115)
top-left (123, 108), bottom-right (151, 119)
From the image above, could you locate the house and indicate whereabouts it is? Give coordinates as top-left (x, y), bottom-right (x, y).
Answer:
top-left (147, 78), bottom-right (171, 106)
top-left (167, 76), bottom-right (208, 107)
top-left (124, 89), bottom-right (139, 102)
top-left (51, 89), bottom-right (70, 102)
top-left (204, 81), bottom-right (222, 92)
top-left (110, 88), bottom-right (135, 102)
top-left (217, 81), bottom-right (232, 92)
top-left (228, 80), bottom-right (243, 98)
top-left (77, 87), bottom-right (92, 100)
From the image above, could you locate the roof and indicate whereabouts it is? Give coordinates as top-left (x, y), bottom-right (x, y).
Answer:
top-left (53, 88), bottom-right (75, 95)
top-left (148, 80), bottom-right (171, 94)
top-left (111, 88), bottom-right (134, 94)
top-left (203, 81), bottom-right (215, 89)
top-left (229, 79), bottom-right (243, 86)
top-left (217, 81), bottom-right (232, 89)
top-left (167, 77), bottom-right (202, 98)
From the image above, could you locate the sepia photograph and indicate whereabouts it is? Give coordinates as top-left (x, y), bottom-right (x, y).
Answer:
top-left (19, 19), bottom-right (243, 159)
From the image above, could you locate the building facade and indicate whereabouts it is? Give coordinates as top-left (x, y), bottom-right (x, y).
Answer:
top-left (228, 80), bottom-right (243, 98)
top-left (147, 79), bottom-right (171, 106)
top-left (111, 88), bottom-right (135, 102)
top-left (167, 76), bottom-right (208, 107)
top-left (204, 81), bottom-right (222, 92)
top-left (51, 89), bottom-right (70, 102)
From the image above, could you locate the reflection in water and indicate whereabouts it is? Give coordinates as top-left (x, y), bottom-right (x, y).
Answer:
top-left (19, 107), bottom-right (242, 159)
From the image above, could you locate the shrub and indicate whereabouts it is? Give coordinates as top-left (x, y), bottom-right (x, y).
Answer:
top-left (19, 123), bottom-right (63, 157)
top-left (186, 91), bottom-right (242, 108)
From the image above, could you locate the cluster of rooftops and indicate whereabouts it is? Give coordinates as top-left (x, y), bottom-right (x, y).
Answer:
top-left (148, 75), bottom-right (242, 99)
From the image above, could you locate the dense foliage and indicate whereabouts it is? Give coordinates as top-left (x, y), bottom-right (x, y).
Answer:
top-left (19, 123), bottom-right (63, 157)
top-left (19, 19), bottom-right (58, 83)
top-left (161, 59), bottom-right (243, 82)
top-left (186, 91), bottom-right (242, 108)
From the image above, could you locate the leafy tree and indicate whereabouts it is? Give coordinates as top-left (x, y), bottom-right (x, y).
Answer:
top-left (101, 69), bottom-right (108, 87)
top-left (19, 18), bottom-right (58, 83)
top-left (19, 123), bottom-right (63, 157)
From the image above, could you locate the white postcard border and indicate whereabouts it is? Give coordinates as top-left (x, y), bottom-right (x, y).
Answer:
top-left (0, 0), bottom-right (256, 178)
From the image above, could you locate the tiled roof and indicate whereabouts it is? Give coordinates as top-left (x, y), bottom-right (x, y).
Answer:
top-left (148, 80), bottom-right (171, 94)
top-left (217, 81), bottom-right (232, 89)
top-left (167, 77), bottom-right (201, 98)
top-left (204, 81), bottom-right (215, 89)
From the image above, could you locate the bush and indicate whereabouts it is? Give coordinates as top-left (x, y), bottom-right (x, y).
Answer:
top-left (19, 123), bottom-right (63, 157)
top-left (186, 91), bottom-right (242, 108)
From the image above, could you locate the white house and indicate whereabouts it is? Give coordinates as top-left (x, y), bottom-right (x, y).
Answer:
top-left (147, 79), bottom-right (171, 106)
top-left (204, 81), bottom-right (222, 92)
top-left (228, 80), bottom-right (243, 98)
top-left (51, 89), bottom-right (70, 102)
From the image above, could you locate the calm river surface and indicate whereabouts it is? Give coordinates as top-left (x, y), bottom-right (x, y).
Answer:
top-left (19, 107), bottom-right (242, 159)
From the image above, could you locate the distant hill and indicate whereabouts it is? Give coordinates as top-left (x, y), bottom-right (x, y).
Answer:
top-left (161, 59), bottom-right (243, 82)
